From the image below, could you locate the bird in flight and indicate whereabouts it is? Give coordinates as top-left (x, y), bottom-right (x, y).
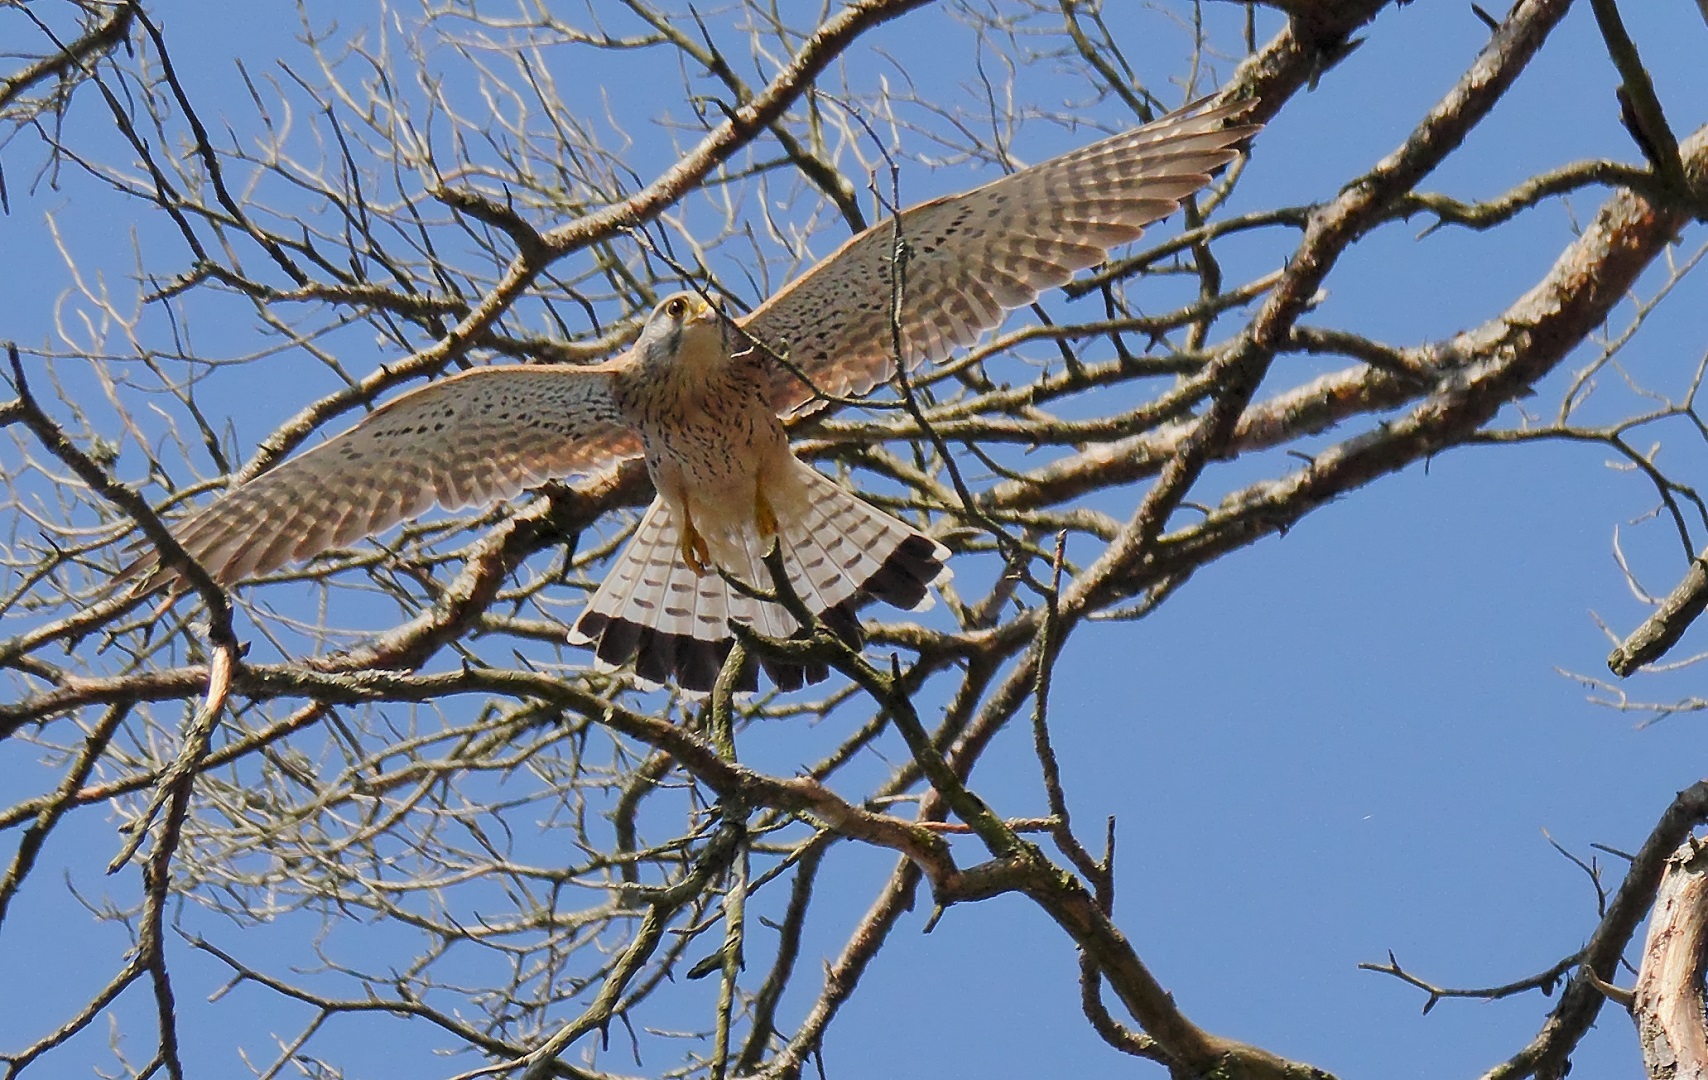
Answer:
top-left (134, 97), bottom-right (1259, 693)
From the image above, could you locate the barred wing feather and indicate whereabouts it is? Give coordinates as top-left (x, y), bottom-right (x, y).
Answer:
top-left (742, 98), bottom-right (1257, 417)
top-left (134, 365), bottom-right (638, 586)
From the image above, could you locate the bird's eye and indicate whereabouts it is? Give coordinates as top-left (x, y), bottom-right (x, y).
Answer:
top-left (665, 297), bottom-right (687, 319)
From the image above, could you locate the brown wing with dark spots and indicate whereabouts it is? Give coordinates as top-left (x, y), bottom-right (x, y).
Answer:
top-left (740, 97), bottom-right (1259, 417)
top-left (131, 365), bottom-right (639, 587)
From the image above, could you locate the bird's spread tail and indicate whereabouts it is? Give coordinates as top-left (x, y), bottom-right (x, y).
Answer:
top-left (570, 465), bottom-right (948, 694)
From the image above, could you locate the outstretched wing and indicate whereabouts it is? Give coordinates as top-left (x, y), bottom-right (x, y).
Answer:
top-left (136, 365), bottom-right (639, 586)
top-left (741, 98), bottom-right (1259, 417)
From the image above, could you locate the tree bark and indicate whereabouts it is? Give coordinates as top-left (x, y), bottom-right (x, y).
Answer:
top-left (1634, 839), bottom-right (1708, 1080)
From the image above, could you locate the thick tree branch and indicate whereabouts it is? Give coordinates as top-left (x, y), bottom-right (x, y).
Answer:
top-left (1632, 838), bottom-right (1708, 1080)
top-left (1610, 551), bottom-right (1708, 677)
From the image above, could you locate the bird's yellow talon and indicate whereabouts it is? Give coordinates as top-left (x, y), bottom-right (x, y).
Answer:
top-left (755, 488), bottom-right (778, 543)
top-left (681, 522), bottom-right (713, 577)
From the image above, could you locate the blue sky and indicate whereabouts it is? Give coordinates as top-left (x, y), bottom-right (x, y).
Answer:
top-left (4, 2), bottom-right (1708, 1078)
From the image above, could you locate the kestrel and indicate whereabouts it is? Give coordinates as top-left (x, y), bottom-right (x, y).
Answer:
top-left (135, 98), bottom-right (1258, 692)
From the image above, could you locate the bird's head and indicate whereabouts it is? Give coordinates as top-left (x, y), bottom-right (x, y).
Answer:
top-left (636, 291), bottom-right (726, 379)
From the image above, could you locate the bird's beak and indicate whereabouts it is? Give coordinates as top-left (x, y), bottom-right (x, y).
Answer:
top-left (689, 296), bottom-right (718, 325)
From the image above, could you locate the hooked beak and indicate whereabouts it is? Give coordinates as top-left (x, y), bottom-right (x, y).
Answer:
top-left (688, 295), bottom-right (719, 326)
